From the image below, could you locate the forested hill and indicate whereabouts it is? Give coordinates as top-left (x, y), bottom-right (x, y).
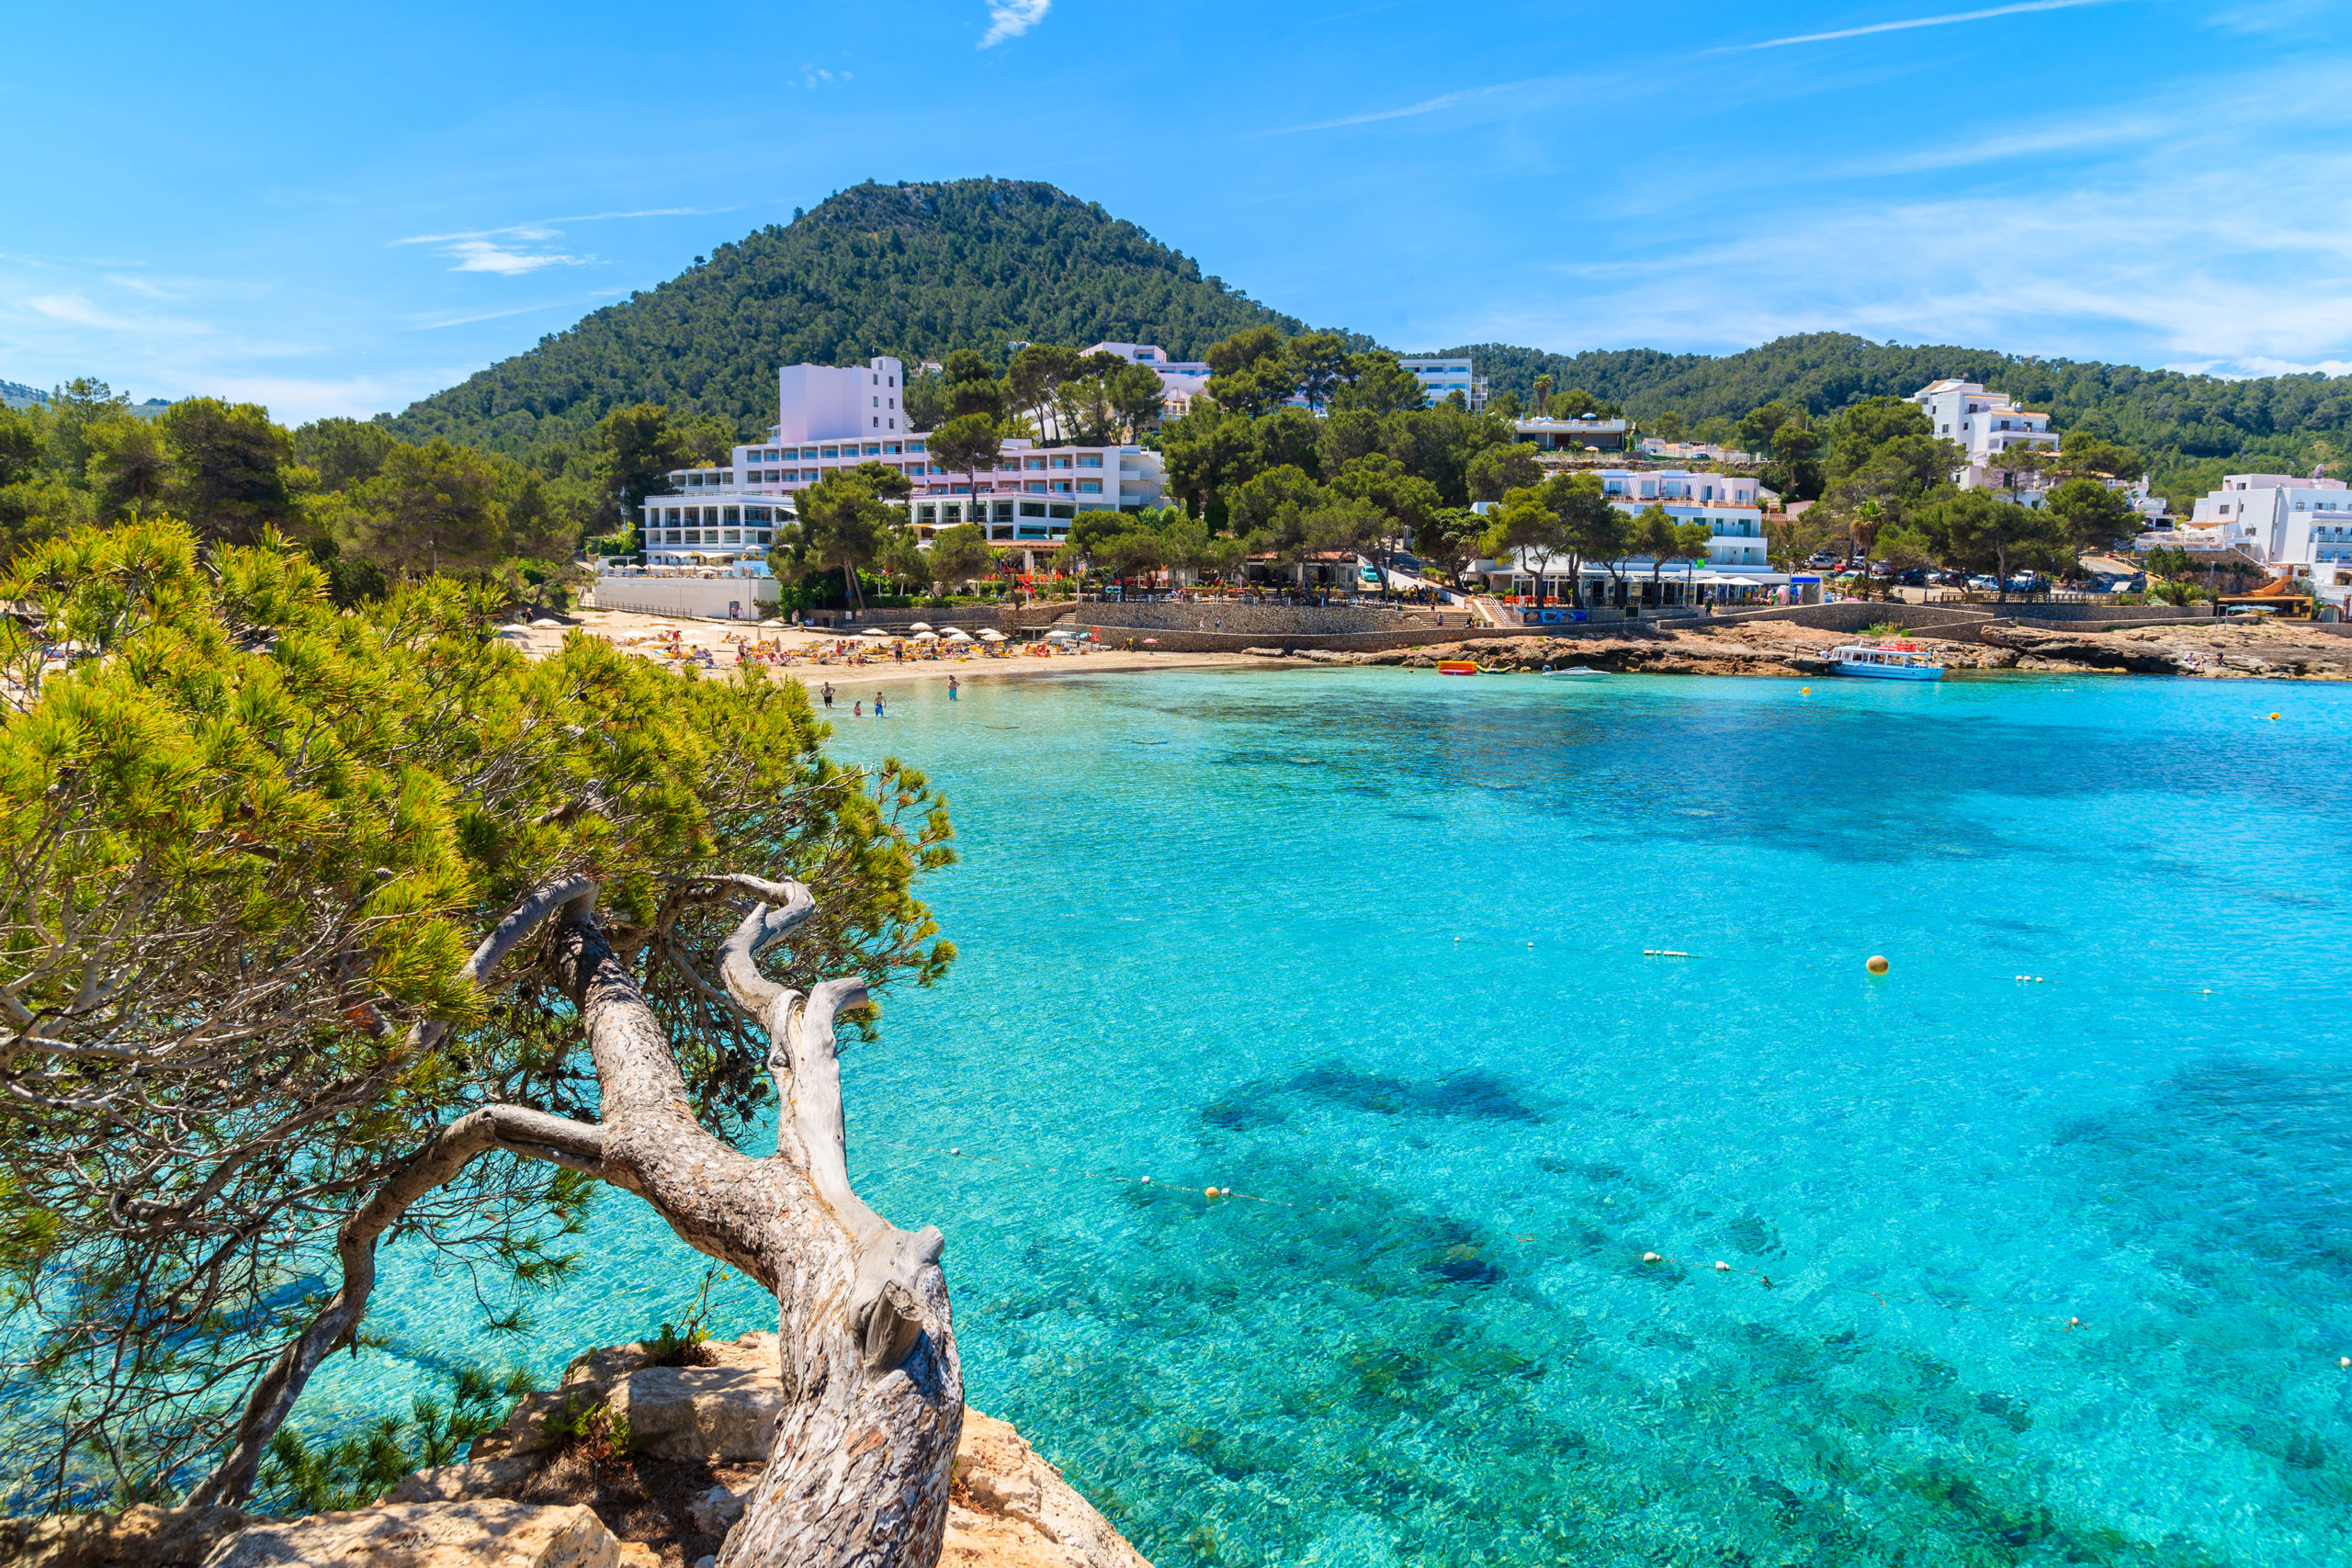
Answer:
top-left (1442, 333), bottom-right (2352, 487)
top-left (386, 179), bottom-right (1298, 462)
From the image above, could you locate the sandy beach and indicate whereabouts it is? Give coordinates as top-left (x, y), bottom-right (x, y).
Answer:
top-left (527, 608), bottom-right (1265, 688)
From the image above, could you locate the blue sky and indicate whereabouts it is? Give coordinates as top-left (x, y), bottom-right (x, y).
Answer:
top-left (6, 0), bottom-right (2349, 422)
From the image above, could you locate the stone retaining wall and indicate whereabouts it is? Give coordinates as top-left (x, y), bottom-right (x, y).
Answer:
top-left (1076, 602), bottom-right (1442, 634)
top-left (1079, 622), bottom-right (1532, 654)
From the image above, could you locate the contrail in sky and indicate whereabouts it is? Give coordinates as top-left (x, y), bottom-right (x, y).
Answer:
top-left (1713, 0), bottom-right (2124, 52)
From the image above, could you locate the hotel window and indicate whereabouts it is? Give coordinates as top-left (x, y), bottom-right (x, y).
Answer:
top-left (1052, 481), bottom-right (1071, 494)
top-left (1019, 502), bottom-right (1046, 518)
top-left (992, 501), bottom-right (1015, 522)
top-left (755, 531), bottom-right (772, 545)
top-left (941, 503), bottom-right (962, 525)
top-left (1025, 457), bottom-right (1046, 470)
top-left (1079, 455), bottom-right (1102, 468)
top-left (664, 508), bottom-right (681, 525)
top-left (723, 507), bottom-right (740, 524)
top-left (722, 530), bottom-right (741, 543)
top-left (885, 443), bottom-right (902, 455)
top-left (821, 447), bottom-right (839, 458)
top-left (1051, 457), bottom-right (1072, 469)
top-left (1026, 481), bottom-right (1046, 493)
top-left (864, 444), bottom-right (880, 455)
top-left (1049, 503), bottom-right (1075, 519)
top-left (1078, 479), bottom-right (1102, 494)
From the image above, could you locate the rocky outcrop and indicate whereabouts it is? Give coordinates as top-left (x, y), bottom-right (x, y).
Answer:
top-left (943, 1414), bottom-right (1149, 1568)
top-left (203, 1501), bottom-right (653, 1568)
top-left (6, 1337), bottom-right (1150, 1568)
top-left (1984, 621), bottom-right (2352, 679)
top-left (0, 1505), bottom-right (250, 1567)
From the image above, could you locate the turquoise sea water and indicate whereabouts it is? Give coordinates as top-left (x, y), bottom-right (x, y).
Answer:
top-left (357, 667), bottom-right (2352, 1566)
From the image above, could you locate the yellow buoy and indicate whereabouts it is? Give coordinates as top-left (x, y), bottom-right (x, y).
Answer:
top-left (1801, 686), bottom-right (1811, 694)
top-left (2269, 712), bottom-right (2279, 720)
top-left (1866, 954), bottom-right (1890, 976)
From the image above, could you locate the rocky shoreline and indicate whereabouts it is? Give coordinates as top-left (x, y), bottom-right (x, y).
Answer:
top-left (1248, 619), bottom-right (2352, 681)
top-left (1, 1335), bottom-right (1148, 1568)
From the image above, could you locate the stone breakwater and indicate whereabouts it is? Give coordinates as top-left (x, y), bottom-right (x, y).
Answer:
top-left (1242, 620), bottom-right (2352, 681)
top-left (3, 1334), bottom-right (1150, 1568)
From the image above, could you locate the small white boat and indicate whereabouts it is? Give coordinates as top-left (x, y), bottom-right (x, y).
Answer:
top-left (1542, 665), bottom-right (1608, 678)
top-left (1828, 640), bottom-right (1944, 682)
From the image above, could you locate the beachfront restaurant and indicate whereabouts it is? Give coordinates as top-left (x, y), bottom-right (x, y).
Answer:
top-left (1470, 551), bottom-right (1792, 608)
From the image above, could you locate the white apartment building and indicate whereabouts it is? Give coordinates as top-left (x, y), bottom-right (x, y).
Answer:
top-left (632, 354), bottom-right (1165, 569)
top-left (1086, 342), bottom-right (1212, 419)
top-left (1908, 378), bottom-right (2060, 490)
top-left (1400, 356), bottom-right (1485, 411)
top-left (2140, 471), bottom-right (2352, 613)
top-left (1516, 415), bottom-right (1630, 452)
top-left (1088, 342), bottom-right (1485, 415)
top-left (1637, 438), bottom-right (1756, 464)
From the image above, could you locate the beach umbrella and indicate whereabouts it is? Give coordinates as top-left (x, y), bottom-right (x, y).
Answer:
top-left (945, 628), bottom-right (973, 641)
top-left (530, 617), bottom-right (564, 628)
top-left (911, 631), bottom-right (940, 642)
top-left (978, 628), bottom-right (1006, 642)
top-left (908, 621), bottom-right (933, 632)
top-left (1143, 637), bottom-right (1159, 646)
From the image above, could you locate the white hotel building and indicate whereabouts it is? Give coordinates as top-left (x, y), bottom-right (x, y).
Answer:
top-left (1467, 469), bottom-right (1783, 604)
top-left (633, 355), bottom-right (1166, 569)
top-left (2138, 471), bottom-right (2352, 614)
top-left (1908, 378), bottom-right (2060, 491)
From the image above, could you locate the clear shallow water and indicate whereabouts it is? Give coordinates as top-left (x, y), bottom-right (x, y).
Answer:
top-left (354, 667), bottom-right (2352, 1566)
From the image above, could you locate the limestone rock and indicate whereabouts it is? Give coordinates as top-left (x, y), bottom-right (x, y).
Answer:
top-left (0, 1504), bottom-right (248, 1567)
top-left (606, 1366), bottom-right (782, 1462)
top-left (684, 1484), bottom-right (743, 1539)
top-left (944, 1411), bottom-right (1151, 1568)
top-left (202, 1501), bottom-right (623, 1568)
top-left (382, 1456), bottom-right (542, 1506)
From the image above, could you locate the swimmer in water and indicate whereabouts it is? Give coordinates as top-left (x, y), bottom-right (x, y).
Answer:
top-left (854, 700), bottom-right (863, 717)
top-left (821, 682), bottom-right (834, 707)
top-left (948, 674), bottom-right (958, 702)
top-left (874, 694), bottom-right (885, 717)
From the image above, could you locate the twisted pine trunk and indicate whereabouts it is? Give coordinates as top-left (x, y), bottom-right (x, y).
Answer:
top-left (550, 892), bottom-right (961, 1568)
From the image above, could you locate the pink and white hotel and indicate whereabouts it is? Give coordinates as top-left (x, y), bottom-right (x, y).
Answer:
top-left (635, 355), bottom-right (1167, 568)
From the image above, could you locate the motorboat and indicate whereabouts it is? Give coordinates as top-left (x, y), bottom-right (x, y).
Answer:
top-left (1543, 665), bottom-right (1608, 678)
top-left (1828, 640), bottom-right (1944, 681)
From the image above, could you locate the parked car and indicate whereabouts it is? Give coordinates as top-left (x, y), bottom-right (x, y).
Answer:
top-left (1967, 575), bottom-right (2000, 592)
top-left (1892, 567), bottom-right (1932, 586)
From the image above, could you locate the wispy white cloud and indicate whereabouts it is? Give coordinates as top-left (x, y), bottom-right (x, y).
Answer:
top-left (979, 0), bottom-right (1049, 48)
top-left (28, 295), bottom-right (143, 331)
top-left (1440, 66), bottom-right (2352, 370)
top-left (1713, 0), bottom-right (2127, 53)
top-left (1260, 75), bottom-right (1566, 135)
top-left (441, 240), bottom-right (589, 276)
top-left (406, 300), bottom-right (571, 331)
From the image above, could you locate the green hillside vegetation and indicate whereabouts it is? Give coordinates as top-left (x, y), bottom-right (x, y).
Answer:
top-left (0, 379), bottom-right (588, 602)
top-left (1434, 333), bottom-right (2352, 508)
top-left (386, 178), bottom-right (1300, 468)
